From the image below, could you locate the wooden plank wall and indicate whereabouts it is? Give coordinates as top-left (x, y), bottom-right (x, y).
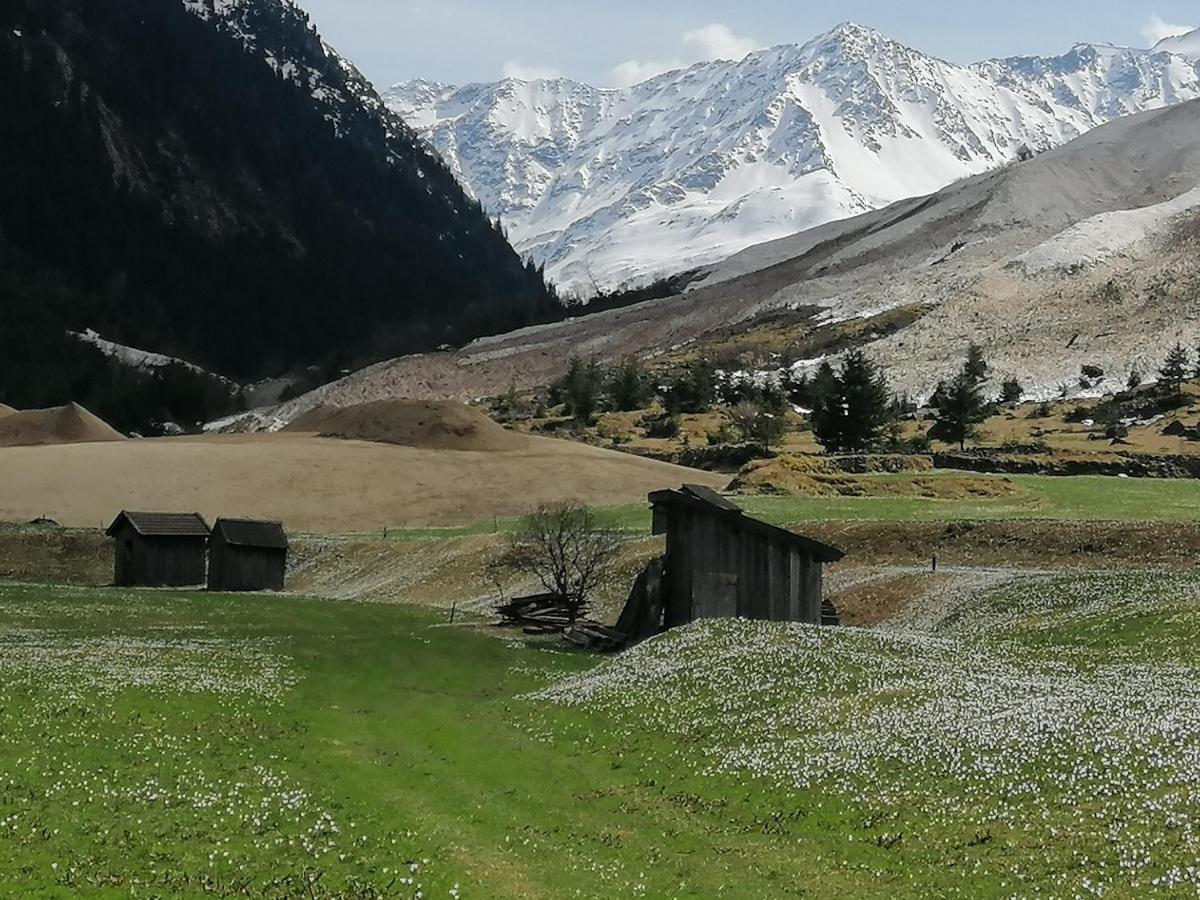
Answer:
top-left (121, 533), bottom-right (206, 587)
top-left (209, 542), bottom-right (286, 592)
top-left (661, 504), bottom-right (824, 627)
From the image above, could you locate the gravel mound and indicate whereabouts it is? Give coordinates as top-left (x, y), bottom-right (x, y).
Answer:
top-left (0, 403), bottom-right (125, 447)
top-left (285, 399), bottom-right (528, 452)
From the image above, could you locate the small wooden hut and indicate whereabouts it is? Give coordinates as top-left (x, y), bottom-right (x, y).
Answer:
top-left (106, 511), bottom-right (210, 587)
top-left (617, 485), bottom-right (843, 642)
top-left (207, 518), bottom-right (288, 592)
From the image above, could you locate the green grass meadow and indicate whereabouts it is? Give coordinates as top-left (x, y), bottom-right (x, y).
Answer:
top-left (354, 474), bottom-right (1200, 541)
top-left (2, 570), bottom-right (1200, 897)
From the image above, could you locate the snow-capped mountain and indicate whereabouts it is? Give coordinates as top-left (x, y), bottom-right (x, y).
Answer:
top-left (1155, 27), bottom-right (1200, 61)
top-left (386, 23), bottom-right (1200, 293)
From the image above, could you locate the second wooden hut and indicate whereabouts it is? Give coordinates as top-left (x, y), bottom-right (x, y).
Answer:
top-left (207, 518), bottom-right (288, 592)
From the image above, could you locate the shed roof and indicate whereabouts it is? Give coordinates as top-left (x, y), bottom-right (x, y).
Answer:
top-left (106, 511), bottom-right (210, 538)
top-left (213, 518), bottom-right (288, 550)
top-left (649, 486), bottom-right (845, 563)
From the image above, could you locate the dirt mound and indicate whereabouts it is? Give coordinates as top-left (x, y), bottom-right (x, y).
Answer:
top-left (0, 403), bottom-right (125, 448)
top-left (0, 404), bottom-right (14, 419)
top-left (732, 456), bottom-right (1023, 500)
top-left (285, 400), bottom-right (528, 452)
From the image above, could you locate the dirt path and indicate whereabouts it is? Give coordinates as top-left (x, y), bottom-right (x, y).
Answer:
top-left (828, 565), bottom-right (1049, 628)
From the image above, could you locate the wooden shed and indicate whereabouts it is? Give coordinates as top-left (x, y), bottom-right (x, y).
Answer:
top-left (106, 511), bottom-right (210, 587)
top-left (633, 485), bottom-right (843, 634)
top-left (207, 518), bottom-right (288, 592)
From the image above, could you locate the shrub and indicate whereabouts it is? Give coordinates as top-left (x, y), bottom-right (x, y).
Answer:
top-left (999, 378), bottom-right (1023, 404)
top-left (728, 402), bottom-right (787, 454)
top-left (640, 409), bottom-right (680, 439)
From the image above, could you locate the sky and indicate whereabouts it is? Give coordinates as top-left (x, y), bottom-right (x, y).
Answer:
top-left (296, 1), bottom-right (1199, 89)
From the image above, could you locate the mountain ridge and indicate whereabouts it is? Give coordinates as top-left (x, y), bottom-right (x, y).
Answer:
top-left (387, 22), bottom-right (1200, 292)
top-left (218, 97), bottom-right (1200, 430)
top-left (0, 0), bottom-right (556, 430)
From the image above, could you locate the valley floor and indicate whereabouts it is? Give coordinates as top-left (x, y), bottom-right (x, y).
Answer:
top-left (1, 563), bottom-right (1199, 897)
top-left (3, 473), bottom-right (1200, 895)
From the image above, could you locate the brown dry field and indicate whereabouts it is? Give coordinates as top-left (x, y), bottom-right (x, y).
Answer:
top-left (0, 431), bottom-right (725, 532)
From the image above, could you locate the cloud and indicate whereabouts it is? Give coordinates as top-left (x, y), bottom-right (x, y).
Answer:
top-left (1141, 14), bottom-right (1195, 47)
top-left (501, 61), bottom-right (562, 81)
top-left (608, 23), bottom-right (759, 88)
top-left (609, 58), bottom-right (680, 88)
top-left (681, 23), bottom-right (759, 62)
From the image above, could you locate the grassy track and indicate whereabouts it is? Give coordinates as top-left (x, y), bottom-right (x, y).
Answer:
top-left (2, 573), bottom-right (1199, 896)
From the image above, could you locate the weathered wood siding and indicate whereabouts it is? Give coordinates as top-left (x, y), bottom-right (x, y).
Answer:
top-left (111, 522), bottom-right (207, 587)
top-left (207, 534), bottom-right (286, 592)
top-left (656, 504), bottom-right (825, 627)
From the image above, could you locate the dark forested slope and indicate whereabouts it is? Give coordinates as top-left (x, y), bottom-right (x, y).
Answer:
top-left (0, 0), bottom-right (556, 419)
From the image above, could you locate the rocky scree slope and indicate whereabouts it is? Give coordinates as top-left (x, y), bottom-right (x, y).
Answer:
top-left (388, 23), bottom-right (1200, 292)
top-left (216, 98), bottom-right (1200, 427)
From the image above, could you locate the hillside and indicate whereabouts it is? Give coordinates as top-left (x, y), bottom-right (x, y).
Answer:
top-left (0, 0), bottom-right (556, 422)
top-left (225, 97), bottom-right (1200, 424)
top-left (0, 431), bottom-right (724, 531)
top-left (388, 23), bottom-right (1200, 292)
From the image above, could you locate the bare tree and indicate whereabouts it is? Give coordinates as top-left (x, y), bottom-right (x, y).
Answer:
top-left (493, 503), bottom-right (621, 623)
top-left (728, 401), bottom-right (786, 455)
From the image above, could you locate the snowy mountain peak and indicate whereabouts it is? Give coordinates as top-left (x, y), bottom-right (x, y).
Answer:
top-left (806, 20), bottom-right (896, 53)
top-left (1156, 28), bottom-right (1200, 61)
top-left (386, 26), bottom-right (1200, 293)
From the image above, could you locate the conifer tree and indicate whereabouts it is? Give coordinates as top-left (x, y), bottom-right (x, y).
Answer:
top-left (1161, 343), bottom-right (1190, 400)
top-left (930, 373), bottom-right (987, 451)
top-left (560, 355), bottom-right (604, 422)
top-left (999, 378), bottom-right (1023, 404)
top-left (810, 361), bottom-right (838, 408)
top-left (607, 358), bottom-right (648, 411)
top-left (964, 342), bottom-right (990, 386)
top-left (663, 359), bottom-right (716, 414)
top-left (811, 350), bottom-right (891, 452)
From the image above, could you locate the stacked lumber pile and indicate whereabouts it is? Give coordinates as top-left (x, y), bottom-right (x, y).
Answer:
top-left (563, 622), bottom-right (626, 653)
top-left (495, 593), bottom-right (628, 651)
top-left (495, 593), bottom-right (573, 634)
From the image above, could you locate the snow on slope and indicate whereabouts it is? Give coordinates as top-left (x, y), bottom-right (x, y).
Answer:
top-left (1015, 185), bottom-right (1200, 274)
top-left (1156, 28), bottom-right (1200, 61)
top-left (182, 0), bottom-right (423, 154)
top-left (386, 23), bottom-right (1200, 293)
top-left (71, 330), bottom-right (234, 385)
